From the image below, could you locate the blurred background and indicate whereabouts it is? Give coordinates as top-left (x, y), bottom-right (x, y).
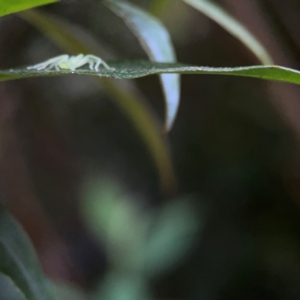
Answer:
top-left (2, 0), bottom-right (300, 299)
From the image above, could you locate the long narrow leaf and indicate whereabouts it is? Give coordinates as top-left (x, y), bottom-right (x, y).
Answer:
top-left (183, 0), bottom-right (272, 65)
top-left (104, 0), bottom-right (180, 131)
top-left (0, 273), bottom-right (27, 300)
top-left (2, 62), bottom-right (300, 85)
top-left (0, 0), bottom-right (58, 17)
top-left (0, 205), bottom-right (53, 300)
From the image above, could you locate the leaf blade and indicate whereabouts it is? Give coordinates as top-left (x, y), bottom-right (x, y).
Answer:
top-left (2, 62), bottom-right (300, 86)
top-left (0, 0), bottom-right (58, 17)
top-left (104, 0), bottom-right (180, 131)
top-left (142, 199), bottom-right (199, 277)
top-left (183, 0), bottom-right (272, 65)
top-left (0, 273), bottom-right (28, 300)
top-left (0, 205), bottom-right (53, 300)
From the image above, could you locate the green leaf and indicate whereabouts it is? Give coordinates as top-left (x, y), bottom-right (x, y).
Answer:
top-left (0, 0), bottom-right (58, 17)
top-left (183, 0), bottom-right (272, 65)
top-left (2, 61), bottom-right (300, 86)
top-left (20, 10), bottom-right (177, 195)
top-left (141, 199), bottom-right (199, 277)
top-left (53, 282), bottom-right (87, 300)
top-left (81, 178), bottom-right (144, 267)
top-left (104, 0), bottom-right (180, 131)
top-left (93, 272), bottom-right (151, 300)
top-left (0, 273), bottom-right (27, 300)
top-left (0, 205), bottom-right (53, 300)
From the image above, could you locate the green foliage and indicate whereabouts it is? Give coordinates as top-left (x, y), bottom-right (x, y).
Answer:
top-left (0, 273), bottom-right (27, 300)
top-left (183, 0), bottom-right (272, 64)
top-left (81, 179), bottom-right (142, 266)
top-left (53, 283), bottom-right (87, 300)
top-left (141, 199), bottom-right (199, 277)
top-left (0, 0), bottom-right (58, 17)
top-left (81, 178), bottom-right (200, 299)
top-left (103, 0), bottom-right (180, 131)
top-left (0, 206), bottom-right (53, 300)
top-left (3, 61), bottom-right (300, 86)
top-left (93, 272), bottom-right (151, 300)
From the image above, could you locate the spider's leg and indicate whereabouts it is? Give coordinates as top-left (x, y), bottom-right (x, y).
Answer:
top-left (83, 56), bottom-right (101, 71)
top-left (100, 60), bottom-right (112, 70)
top-left (85, 55), bottom-right (112, 70)
top-left (27, 55), bottom-right (69, 70)
top-left (43, 62), bottom-right (56, 71)
top-left (70, 55), bottom-right (90, 71)
top-left (88, 61), bottom-right (94, 70)
top-left (95, 59), bottom-right (112, 71)
top-left (94, 58), bottom-right (102, 71)
top-left (47, 56), bottom-right (69, 71)
top-left (85, 55), bottom-right (102, 71)
top-left (87, 57), bottom-right (96, 70)
top-left (45, 55), bottom-right (69, 71)
top-left (28, 61), bottom-right (50, 70)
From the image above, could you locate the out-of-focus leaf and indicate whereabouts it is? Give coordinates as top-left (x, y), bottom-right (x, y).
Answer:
top-left (20, 10), bottom-right (177, 195)
top-left (104, 0), bottom-right (180, 132)
top-left (0, 0), bottom-right (57, 17)
top-left (93, 272), bottom-right (151, 300)
top-left (141, 199), bottom-right (199, 277)
top-left (0, 273), bottom-right (27, 300)
top-left (81, 179), bottom-right (203, 278)
top-left (0, 205), bottom-right (53, 300)
top-left (2, 61), bottom-right (300, 86)
top-left (81, 179), bottom-right (144, 266)
top-left (183, 0), bottom-right (273, 65)
top-left (53, 282), bottom-right (87, 300)
top-left (148, 0), bottom-right (172, 17)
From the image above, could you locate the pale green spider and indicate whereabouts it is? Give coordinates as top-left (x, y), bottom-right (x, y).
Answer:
top-left (27, 54), bottom-right (112, 71)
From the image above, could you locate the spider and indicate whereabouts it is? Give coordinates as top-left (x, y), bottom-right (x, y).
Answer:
top-left (27, 54), bottom-right (112, 71)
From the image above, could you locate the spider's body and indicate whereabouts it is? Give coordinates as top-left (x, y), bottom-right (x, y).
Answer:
top-left (27, 54), bottom-right (112, 71)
